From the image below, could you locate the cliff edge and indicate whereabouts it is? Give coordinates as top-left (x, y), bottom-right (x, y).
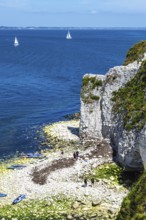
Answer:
top-left (80, 40), bottom-right (146, 171)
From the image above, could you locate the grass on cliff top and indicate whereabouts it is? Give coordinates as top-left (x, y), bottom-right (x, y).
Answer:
top-left (117, 172), bottom-right (146, 220)
top-left (82, 75), bottom-right (103, 89)
top-left (111, 60), bottom-right (146, 131)
top-left (124, 40), bottom-right (146, 65)
top-left (81, 75), bottom-right (102, 104)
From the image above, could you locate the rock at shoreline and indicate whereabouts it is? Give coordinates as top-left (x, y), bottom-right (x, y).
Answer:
top-left (43, 120), bottom-right (80, 142)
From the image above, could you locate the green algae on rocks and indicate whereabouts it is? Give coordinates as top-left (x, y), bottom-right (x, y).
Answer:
top-left (84, 163), bottom-right (123, 184)
top-left (124, 40), bottom-right (146, 65)
top-left (112, 60), bottom-right (146, 131)
top-left (0, 196), bottom-right (73, 220)
top-left (83, 162), bottom-right (140, 189)
top-left (0, 195), bottom-right (116, 220)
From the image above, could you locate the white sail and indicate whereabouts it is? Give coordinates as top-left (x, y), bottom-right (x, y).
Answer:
top-left (66, 31), bottom-right (72, 39)
top-left (14, 37), bottom-right (19, 47)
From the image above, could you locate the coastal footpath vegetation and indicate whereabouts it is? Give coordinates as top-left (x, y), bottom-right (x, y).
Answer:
top-left (108, 41), bottom-right (146, 218)
top-left (124, 40), bottom-right (146, 65)
top-left (117, 173), bottom-right (146, 220)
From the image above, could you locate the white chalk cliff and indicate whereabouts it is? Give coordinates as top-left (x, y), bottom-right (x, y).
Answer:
top-left (80, 41), bottom-right (146, 170)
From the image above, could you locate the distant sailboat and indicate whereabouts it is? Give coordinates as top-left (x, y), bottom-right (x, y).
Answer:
top-left (14, 37), bottom-right (19, 47)
top-left (66, 31), bottom-right (72, 39)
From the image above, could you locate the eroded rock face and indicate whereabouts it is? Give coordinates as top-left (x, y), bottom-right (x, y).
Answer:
top-left (138, 126), bottom-right (146, 170)
top-left (80, 74), bottom-right (105, 141)
top-left (102, 62), bottom-right (140, 138)
top-left (80, 61), bottom-right (145, 170)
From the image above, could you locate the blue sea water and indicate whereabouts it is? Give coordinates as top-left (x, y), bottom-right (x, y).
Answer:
top-left (0, 29), bottom-right (146, 157)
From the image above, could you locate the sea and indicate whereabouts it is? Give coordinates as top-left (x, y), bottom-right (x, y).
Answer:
top-left (0, 28), bottom-right (146, 158)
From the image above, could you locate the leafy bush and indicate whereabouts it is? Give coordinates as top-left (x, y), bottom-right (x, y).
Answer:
top-left (90, 94), bottom-right (100, 101)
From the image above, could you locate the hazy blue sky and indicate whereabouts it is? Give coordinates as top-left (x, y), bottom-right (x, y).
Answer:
top-left (0, 0), bottom-right (146, 27)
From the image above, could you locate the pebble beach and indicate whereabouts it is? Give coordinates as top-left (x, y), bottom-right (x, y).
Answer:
top-left (0, 120), bottom-right (128, 219)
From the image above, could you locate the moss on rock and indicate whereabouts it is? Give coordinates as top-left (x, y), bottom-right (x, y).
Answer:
top-left (124, 40), bottom-right (146, 65)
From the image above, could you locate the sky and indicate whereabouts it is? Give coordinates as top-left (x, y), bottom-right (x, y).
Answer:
top-left (0, 0), bottom-right (146, 27)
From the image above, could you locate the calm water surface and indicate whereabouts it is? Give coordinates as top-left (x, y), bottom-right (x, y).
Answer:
top-left (0, 29), bottom-right (146, 157)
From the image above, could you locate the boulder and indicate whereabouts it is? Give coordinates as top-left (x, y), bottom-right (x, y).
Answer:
top-left (92, 198), bottom-right (101, 206)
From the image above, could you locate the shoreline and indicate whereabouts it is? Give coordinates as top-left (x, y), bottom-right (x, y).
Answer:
top-left (43, 119), bottom-right (80, 142)
top-left (0, 119), bottom-right (128, 219)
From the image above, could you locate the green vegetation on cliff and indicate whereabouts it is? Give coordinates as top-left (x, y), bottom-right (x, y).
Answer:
top-left (112, 60), bottom-right (146, 131)
top-left (124, 40), bottom-right (146, 65)
top-left (117, 173), bottom-right (146, 220)
top-left (81, 75), bottom-right (102, 104)
top-left (82, 75), bottom-right (102, 89)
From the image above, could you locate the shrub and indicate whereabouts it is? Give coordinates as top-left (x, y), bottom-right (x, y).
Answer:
top-left (117, 173), bottom-right (146, 220)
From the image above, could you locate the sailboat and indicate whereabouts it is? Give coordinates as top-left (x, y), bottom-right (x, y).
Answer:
top-left (14, 37), bottom-right (19, 47)
top-left (66, 31), bottom-right (72, 40)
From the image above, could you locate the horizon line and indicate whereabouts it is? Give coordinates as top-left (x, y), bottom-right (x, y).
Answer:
top-left (0, 26), bottom-right (146, 30)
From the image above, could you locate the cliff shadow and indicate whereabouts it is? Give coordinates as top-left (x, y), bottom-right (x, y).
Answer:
top-left (67, 126), bottom-right (79, 137)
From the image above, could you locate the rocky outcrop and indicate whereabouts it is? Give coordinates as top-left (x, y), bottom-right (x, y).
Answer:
top-left (80, 74), bottom-right (105, 141)
top-left (80, 41), bottom-right (146, 171)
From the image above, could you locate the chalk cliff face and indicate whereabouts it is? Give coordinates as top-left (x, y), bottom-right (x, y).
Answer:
top-left (80, 74), bottom-right (105, 141)
top-left (80, 41), bottom-right (146, 170)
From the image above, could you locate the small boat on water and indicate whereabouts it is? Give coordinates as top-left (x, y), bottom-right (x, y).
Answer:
top-left (19, 152), bottom-right (45, 159)
top-left (66, 31), bottom-right (72, 39)
top-left (0, 193), bottom-right (7, 197)
top-left (14, 36), bottom-right (19, 47)
top-left (7, 164), bottom-right (27, 170)
top-left (12, 194), bottom-right (25, 204)
top-left (26, 152), bottom-right (44, 158)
